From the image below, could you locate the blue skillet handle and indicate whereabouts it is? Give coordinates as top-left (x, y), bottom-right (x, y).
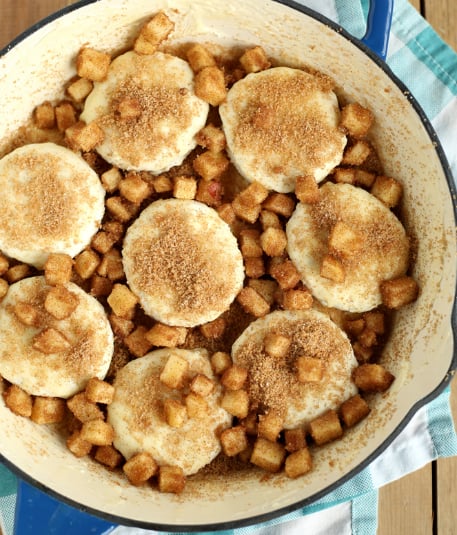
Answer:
top-left (361, 0), bottom-right (394, 60)
top-left (14, 479), bottom-right (117, 535)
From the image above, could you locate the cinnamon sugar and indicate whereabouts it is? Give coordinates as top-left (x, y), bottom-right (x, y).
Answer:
top-left (110, 350), bottom-right (231, 476)
top-left (234, 316), bottom-right (353, 421)
top-left (233, 70), bottom-right (343, 176)
top-left (64, 330), bottom-right (101, 377)
top-left (0, 153), bottom-right (79, 247)
top-left (311, 183), bottom-right (409, 270)
top-left (115, 364), bottom-right (163, 434)
top-left (241, 341), bottom-right (290, 416)
top-left (98, 74), bottom-right (194, 168)
top-left (132, 215), bottom-right (221, 315)
top-left (0, 277), bottom-right (111, 397)
top-left (124, 199), bottom-right (244, 326)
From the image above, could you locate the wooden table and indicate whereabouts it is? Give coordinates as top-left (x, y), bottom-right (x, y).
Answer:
top-left (0, 1), bottom-right (456, 534)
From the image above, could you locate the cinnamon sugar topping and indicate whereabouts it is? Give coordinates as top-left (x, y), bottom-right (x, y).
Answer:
top-left (233, 313), bottom-right (356, 425)
top-left (80, 51), bottom-right (209, 172)
top-left (311, 183), bottom-right (409, 269)
top-left (123, 199), bottom-right (244, 326)
top-left (132, 215), bottom-right (219, 315)
top-left (100, 77), bottom-right (194, 168)
top-left (226, 68), bottom-right (345, 180)
top-left (0, 143), bottom-right (105, 269)
top-left (0, 153), bottom-right (87, 246)
top-left (0, 277), bottom-right (113, 398)
top-left (23, 156), bottom-right (74, 239)
top-left (109, 349), bottom-right (231, 476)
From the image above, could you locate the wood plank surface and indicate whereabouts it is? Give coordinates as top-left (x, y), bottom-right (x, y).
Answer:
top-left (378, 418), bottom-right (457, 535)
top-left (424, 0), bottom-right (457, 49)
top-left (0, 2), bottom-right (456, 535)
top-left (379, 465), bottom-right (434, 534)
top-left (0, 0), bottom-right (72, 47)
top-left (375, 4), bottom-right (457, 533)
top-left (436, 387), bottom-right (457, 535)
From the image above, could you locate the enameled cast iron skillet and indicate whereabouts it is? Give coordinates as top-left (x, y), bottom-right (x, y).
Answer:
top-left (0, 0), bottom-right (456, 532)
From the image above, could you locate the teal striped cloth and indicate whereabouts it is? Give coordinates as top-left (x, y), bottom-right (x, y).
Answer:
top-left (1, 1), bottom-right (457, 534)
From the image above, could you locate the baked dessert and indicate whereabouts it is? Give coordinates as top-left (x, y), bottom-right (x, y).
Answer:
top-left (80, 51), bottom-right (209, 172)
top-left (0, 143), bottom-right (105, 268)
top-left (107, 348), bottom-right (231, 476)
top-left (231, 309), bottom-right (358, 428)
top-left (122, 198), bottom-right (244, 327)
top-left (286, 182), bottom-right (410, 312)
top-left (0, 276), bottom-right (113, 398)
top-left (0, 10), bottom-right (419, 494)
top-left (219, 67), bottom-right (347, 192)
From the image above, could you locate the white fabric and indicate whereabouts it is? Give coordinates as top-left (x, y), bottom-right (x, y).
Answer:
top-left (111, 502), bottom-right (353, 535)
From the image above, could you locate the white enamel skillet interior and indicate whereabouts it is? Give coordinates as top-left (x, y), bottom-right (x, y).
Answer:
top-left (0, 0), bottom-right (456, 531)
